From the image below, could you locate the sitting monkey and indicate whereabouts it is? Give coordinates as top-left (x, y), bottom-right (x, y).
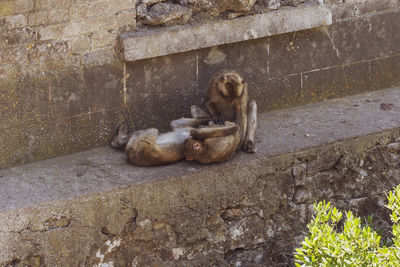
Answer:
top-left (111, 118), bottom-right (238, 166)
top-left (205, 70), bottom-right (257, 153)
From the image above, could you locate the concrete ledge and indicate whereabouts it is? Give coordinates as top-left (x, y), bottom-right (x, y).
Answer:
top-left (1, 88), bottom-right (399, 211)
top-left (0, 88), bottom-right (399, 265)
top-left (121, 5), bottom-right (332, 61)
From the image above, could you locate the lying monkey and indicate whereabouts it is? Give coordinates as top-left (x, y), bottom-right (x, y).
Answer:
top-left (111, 118), bottom-right (238, 166)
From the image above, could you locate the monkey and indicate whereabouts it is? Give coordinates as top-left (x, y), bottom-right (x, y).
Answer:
top-left (111, 118), bottom-right (239, 166)
top-left (205, 70), bottom-right (257, 153)
top-left (192, 69), bottom-right (257, 153)
top-left (184, 121), bottom-right (240, 164)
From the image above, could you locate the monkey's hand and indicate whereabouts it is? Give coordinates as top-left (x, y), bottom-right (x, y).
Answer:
top-left (212, 115), bottom-right (225, 125)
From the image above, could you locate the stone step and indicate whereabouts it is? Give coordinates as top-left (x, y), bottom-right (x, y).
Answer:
top-left (120, 5), bottom-right (332, 61)
top-left (0, 87), bottom-right (399, 266)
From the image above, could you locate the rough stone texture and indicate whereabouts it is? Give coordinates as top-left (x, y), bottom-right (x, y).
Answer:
top-left (0, 0), bottom-right (136, 169)
top-left (281, 0), bottom-right (308, 7)
top-left (122, 5), bottom-right (333, 61)
top-left (144, 3), bottom-right (192, 26)
top-left (1, 1), bottom-right (400, 169)
top-left (0, 88), bottom-right (399, 266)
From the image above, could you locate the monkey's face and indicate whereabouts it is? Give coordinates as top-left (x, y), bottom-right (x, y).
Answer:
top-left (217, 75), bottom-right (245, 98)
top-left (184, 139), bottom-right (204, 161)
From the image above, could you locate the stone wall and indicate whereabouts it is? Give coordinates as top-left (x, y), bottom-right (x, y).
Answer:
top-left (1, 128), bottom-right (398, 266)
top-left (1, 0), bottom-right (399, 169)
top-left (0, 0), bottom-right (136, 168)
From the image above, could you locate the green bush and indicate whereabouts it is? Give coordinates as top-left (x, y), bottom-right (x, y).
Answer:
top-left (294, 185), bottom-right (400, 266)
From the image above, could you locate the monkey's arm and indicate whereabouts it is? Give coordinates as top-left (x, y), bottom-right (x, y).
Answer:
top-left (243, 100), bottom-right (257, 153)
top-left (190, 125), bottom-right (238, 140)
top-left (170, 118), bottom-right (210, 129)
top-left (206, 101), bottom-right (224, 125)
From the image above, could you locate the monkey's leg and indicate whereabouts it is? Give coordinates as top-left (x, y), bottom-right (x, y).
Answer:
top-left (170, 118), bottom-right (210, 130)
top-left (235, 96), bottom-right (248, 150)
top-left (243, 100), bottom-right (257, 153)
top-left (190, 125), bottom-right (238, 140)
top-left (110, 123), bottom-right (131, 149)
top-left (190, 105), bottom-right (210, 119)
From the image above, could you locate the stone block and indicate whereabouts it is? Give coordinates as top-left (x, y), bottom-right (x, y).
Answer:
top-left (269, 27), bottom-right (339, 77)
top-left (307, 151), bottom-right (341, 176)
top-left (0, 45), bottom-right (28, 66)
top-left (343, 61), bottom-right (374, 95)
top-left (370, 54), bottom-right (400, 90)
top-left (254, 74), bottom-right (303, 112)
top-left (91, 30), bottom-right (117, 49)
top-left (0, 78), bottom-right (19, 120)
top-left (301, 66), bottom-right (347, 103)
top-left (0, 1), bottom-right (15, 16)
top-left (82, 48), bottom-right (116, 66)
top-left (0, 0), bottom-right (33, 16)
top-left (122, 5), bottom-right (332, 61)
top-left (0, 27), bottom-right (39, 46)
top-left (47, 68), bottom-right (89, 117)
top-left (17, 74), bottom-right (51, 118)
top-left (83, 64), bottom-right (124, 113)
top-left (38, 12), bottom-right (135, 41)
top-left (35, 0), bottom-right (72, 11)
top-left (4, 14), bottom-right (27, 28)
top-left (330, 0), bottom-right (399, 21)
top-left (292, 163), bottom-right (307, 186)
top-left (336, 11), bottom-right (400, 65)
top-left (144, 3), bottom-right (191, 26)
top-left (27, 9), bottom-right (69, 27)
top-left (66, 34), bottom-right (92, 53)
top-left (125, 49), bottom-right (198, 131)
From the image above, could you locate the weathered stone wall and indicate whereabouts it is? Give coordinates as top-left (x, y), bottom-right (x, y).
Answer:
top-left (0, 0), bottom-right (136, 168)
top-left (1, 0), bottom-right (399, 169)
top-left (0, 128), bottom-right (398, 266)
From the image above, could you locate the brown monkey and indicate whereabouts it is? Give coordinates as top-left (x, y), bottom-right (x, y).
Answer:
top-left (111, 118), bottom-right (238, 166)
top-left (205, 70), bottom-right (257, 153)
top-left (184, 121), bottom-right (240, 164)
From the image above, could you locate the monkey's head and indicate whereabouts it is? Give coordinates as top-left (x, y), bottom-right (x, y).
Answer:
top-left (184, 138), bottom-right (205, 161)
top-left (217, 72), bottom-right (246, 99)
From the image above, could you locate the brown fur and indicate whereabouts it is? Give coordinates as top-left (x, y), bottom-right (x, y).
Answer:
top-left (125, 128), bottom-right (187, 167)
top-left (184, 122), bottom-right (240, 164)
top-left (205, 70), bottom-right (257, 153)
top-left (206, 70), bottom-right (248, 150)
top-left (111, 118), bottom-right (240, 166)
